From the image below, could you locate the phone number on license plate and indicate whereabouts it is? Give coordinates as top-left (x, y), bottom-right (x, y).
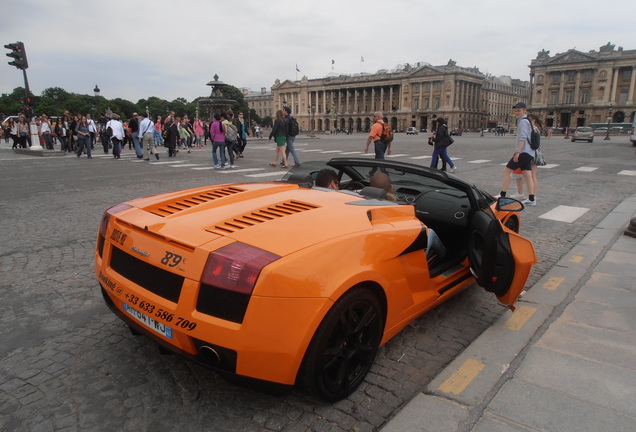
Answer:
top-left (123, 302), bottom-right (173, 339)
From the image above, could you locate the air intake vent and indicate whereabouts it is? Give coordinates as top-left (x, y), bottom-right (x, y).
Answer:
top-left (145, 187), bottom-right (245, 217)
top-left (206, 201), bottom-right (319, 235)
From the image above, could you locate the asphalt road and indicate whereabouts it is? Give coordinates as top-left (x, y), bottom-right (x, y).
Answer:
top-left (1, 132), bottom-right (634, 431)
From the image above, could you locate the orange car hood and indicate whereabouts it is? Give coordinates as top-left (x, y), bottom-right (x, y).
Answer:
top-left (115, 182), bottom-right (417, 256)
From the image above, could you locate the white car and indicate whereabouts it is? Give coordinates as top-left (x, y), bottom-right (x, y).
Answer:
top-left (406, 127), bottom-right (418, 135)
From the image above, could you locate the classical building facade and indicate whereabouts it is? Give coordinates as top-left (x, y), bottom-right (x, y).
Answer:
top-left (243, 87), bottom-right (273, 121)
top-left (263, 61), bottom-right (529, 133)
top-left (529, 43), bottom-right (636, 129)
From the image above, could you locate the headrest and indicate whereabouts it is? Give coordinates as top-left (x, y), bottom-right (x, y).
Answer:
top-left (359, 187), bottom-right (387, 200)
top-left (285, 173), bottom-right (314, 188)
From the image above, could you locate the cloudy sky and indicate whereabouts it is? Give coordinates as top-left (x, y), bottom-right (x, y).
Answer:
top-left (2, 0), bottom-right (635, 104)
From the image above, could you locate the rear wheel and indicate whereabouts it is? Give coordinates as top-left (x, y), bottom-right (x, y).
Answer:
top-left (299, 288), bottom-right (384, 401)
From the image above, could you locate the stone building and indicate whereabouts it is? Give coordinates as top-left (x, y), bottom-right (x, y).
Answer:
top-left (262, 60), bottom-right (529, 133)
top-left (243, 87), bottom-right (273, 121)
top-left (529, 43), bottom-right (636, 129)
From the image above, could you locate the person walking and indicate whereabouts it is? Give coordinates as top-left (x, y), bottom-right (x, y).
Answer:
top-left (17, 116), bottom-right (30, 148)
top-left (498, 102), bottom-right (536, 206)
top-left (75, 117), bottom-right (92, 158)
top-left (86, 113), bottom-right (97, 149)
top-left (193, 117), bottom-right (204, 148)
top-left (138, 112), bottom-right (159, 161)
top-left (233, 111), bottom-right (248, 158)
top-left (221, 112), bottom-right (236, 167)
top-left (40, 114), bottom-right (54, 150)
top-left (430, 118), bottom-right (456, 172)
top-left (54, 116), bottom-right (67, 152)
top-left (107, 114), bottom-right (125, 159)
top-left (128, 112), bottom-right (143, 158)
top-left (365, 111), bottom-right (393, 176)
top-left (209, 113), bottom-right (226, 168)
top-left (283, 106), bottom-right (301, 166)
top-left (7, 117), bottom-right (18, 149)
top-left (269, 110), bottom-right (288, 168)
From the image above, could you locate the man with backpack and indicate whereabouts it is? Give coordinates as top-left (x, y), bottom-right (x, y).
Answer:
top-left (365, 111), bottom-right (392, 160)
top-left (497, 102), bottom-right (536, 206)
top-left (283, 106), bottom-right (301, 167)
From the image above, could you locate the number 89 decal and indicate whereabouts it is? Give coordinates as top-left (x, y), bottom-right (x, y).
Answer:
top-left (161, 251), bottom-right (183, 267)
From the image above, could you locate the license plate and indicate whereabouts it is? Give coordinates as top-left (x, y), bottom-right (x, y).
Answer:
top-left (123, 303), bottom-right (173, 339)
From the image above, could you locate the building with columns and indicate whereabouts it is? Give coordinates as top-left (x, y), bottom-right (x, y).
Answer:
top-left (529, 43), bottom-right (636, 129)
top-left (265, 60), bottom-right (528, 133)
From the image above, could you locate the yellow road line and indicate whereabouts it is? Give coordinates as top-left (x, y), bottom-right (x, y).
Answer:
top-left (438, 358), bottom-right (485, 395)
top-left (543, 276), bottom-right (564, 291)
top-left (504, 306), bottom-right (536, 331)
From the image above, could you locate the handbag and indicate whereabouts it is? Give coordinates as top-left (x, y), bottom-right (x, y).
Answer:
top-left (447, 136), bottom-right (454, 146)
top-left (427, 137), bottom-right (434, 146)
top-left (20, 131), bottom-right (28, 137)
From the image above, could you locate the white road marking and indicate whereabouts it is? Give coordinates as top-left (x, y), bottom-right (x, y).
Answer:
top-left (618, 170), bottom-right (636, 176)
top-left (246, 172), bottom-right (286, 178)
top-left (468, 159), bottom-right (491, 164)
top-left (539, 205), bottom-right (589, 223)
top-left (575, 166), bottom-right (598, 172)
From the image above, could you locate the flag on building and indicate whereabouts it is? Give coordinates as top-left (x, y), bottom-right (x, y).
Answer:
top-left (296, 64), bottom-right (300, 72)
top-left (332, 59), bottom-right (335, 64)
top-left (361, 56), bottom-right (364, 62)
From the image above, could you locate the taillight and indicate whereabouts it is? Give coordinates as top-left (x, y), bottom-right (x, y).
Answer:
top-left (201, 243), bottom-right (280, 295)
top-left (99, 203), bottom-right (133, 237)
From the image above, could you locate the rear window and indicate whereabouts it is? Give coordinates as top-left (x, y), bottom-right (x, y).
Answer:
top-left (576, 127), bottom-right (592, 132)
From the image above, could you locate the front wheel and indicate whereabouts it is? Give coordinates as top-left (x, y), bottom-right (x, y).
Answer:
top-left (298, 288), bottom-right (384, 401)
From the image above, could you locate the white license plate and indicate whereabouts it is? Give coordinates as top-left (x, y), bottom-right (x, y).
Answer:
top-left (123, 303), bottom-right (173, 339)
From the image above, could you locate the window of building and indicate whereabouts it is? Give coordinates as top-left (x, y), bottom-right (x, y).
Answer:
top-left (621, 69), bottom-right (632, 82)
top-left (552, 73), bottom-right (560, 84)
top-left (414, 98), bottom-right (419, 110)
top-left (550, 91), bottom-right (559, 104)
top-left (424, 98), bottom-right (430, 109)
top-left (619, 89), bottom-right (628, 102)
top-left (582, 70), bottom-right (592, 82)
top-left (565, 90), bottom-right (574, 104)
top-left (414, 84), bottom-right (420, 92)
top-left (424, 83), bottom-right (431, 92)
top-left (434, 82), bottom-right (441, 91)
top-left (567, 71), bottom-right (576, 82)
top-left (434, 97), bottom-right (440, 109)
top-left (580, 90), bottom-right (589, 104)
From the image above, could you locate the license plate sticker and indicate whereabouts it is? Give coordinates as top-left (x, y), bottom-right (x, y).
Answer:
top-left (123, 303), bottom-right (173, 339)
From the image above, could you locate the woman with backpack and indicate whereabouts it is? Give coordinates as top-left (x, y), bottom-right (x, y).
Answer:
top-left (269, 110), bottom-right (288, 168)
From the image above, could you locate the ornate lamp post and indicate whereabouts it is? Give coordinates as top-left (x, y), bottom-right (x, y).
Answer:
top-left (604, 103), bottom-right (613, 141)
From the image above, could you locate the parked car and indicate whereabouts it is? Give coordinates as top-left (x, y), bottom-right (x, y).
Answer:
top-left (96, 158), bottom-right (536, 401)
top-left (450, 129), bottom-right (461, 136)
top-left (571, 126), bottom-right (594, 143)
top-left (406, 127), bottom-right (418, 135)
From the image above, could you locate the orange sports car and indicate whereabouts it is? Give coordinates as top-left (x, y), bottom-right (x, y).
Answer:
top-left (95, 158), bottom-right (536, 401)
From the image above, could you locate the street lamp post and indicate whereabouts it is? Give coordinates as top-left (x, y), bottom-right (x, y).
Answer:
top-left (564, 109), bottom-right (573, 139)
top-left (604, 103), bottom-right (613, 141)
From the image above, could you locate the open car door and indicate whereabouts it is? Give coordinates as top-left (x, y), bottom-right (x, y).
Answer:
top-left (468, 210), bottom-right (536, 307)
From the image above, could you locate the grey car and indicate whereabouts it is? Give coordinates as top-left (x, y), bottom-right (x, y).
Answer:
top-left (571, 126), bottom-right (594, 143)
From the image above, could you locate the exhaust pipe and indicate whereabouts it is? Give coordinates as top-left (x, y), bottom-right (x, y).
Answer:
top-left (198, 346), bottom-right (221, 365)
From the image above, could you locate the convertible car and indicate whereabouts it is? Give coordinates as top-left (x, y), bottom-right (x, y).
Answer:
top-left (95, 158), bottom-right (536, 401)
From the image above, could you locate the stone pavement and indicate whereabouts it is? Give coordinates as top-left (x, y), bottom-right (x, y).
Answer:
top-left (382, 193), bottom-right (636, 431)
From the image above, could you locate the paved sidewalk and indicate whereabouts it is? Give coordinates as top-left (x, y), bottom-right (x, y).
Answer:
top-left (382, 193), bottom-right (636, 432)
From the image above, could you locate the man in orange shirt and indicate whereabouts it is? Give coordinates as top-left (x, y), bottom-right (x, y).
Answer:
top-left (365, 111), bottom-right (392, 175)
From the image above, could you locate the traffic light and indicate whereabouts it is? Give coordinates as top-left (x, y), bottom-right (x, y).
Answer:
top-left (4, 41), bottom-right (28, 70)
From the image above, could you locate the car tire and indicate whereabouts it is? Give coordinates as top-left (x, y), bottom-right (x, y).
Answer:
top-left (571, 138), bottom-right (575, 142)
top-left (298, 287), bottom-right (384, 401)
top-left (589, 139), bottom-right (594, 143)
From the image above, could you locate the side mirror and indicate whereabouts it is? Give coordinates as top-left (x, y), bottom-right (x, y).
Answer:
top-left (496, 197), bottom-right (524, 212)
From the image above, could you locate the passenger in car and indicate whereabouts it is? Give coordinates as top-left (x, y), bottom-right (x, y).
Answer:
top-left (315, 169), bottom-right (340, 190)
top-left (369, 173), bottom-right (396, 200)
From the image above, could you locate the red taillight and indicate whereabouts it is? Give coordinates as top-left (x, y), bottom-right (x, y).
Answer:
top-left (99, 203), bottom-right (133, 237)
top-left (201, 243), bottom-right (280, 295)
